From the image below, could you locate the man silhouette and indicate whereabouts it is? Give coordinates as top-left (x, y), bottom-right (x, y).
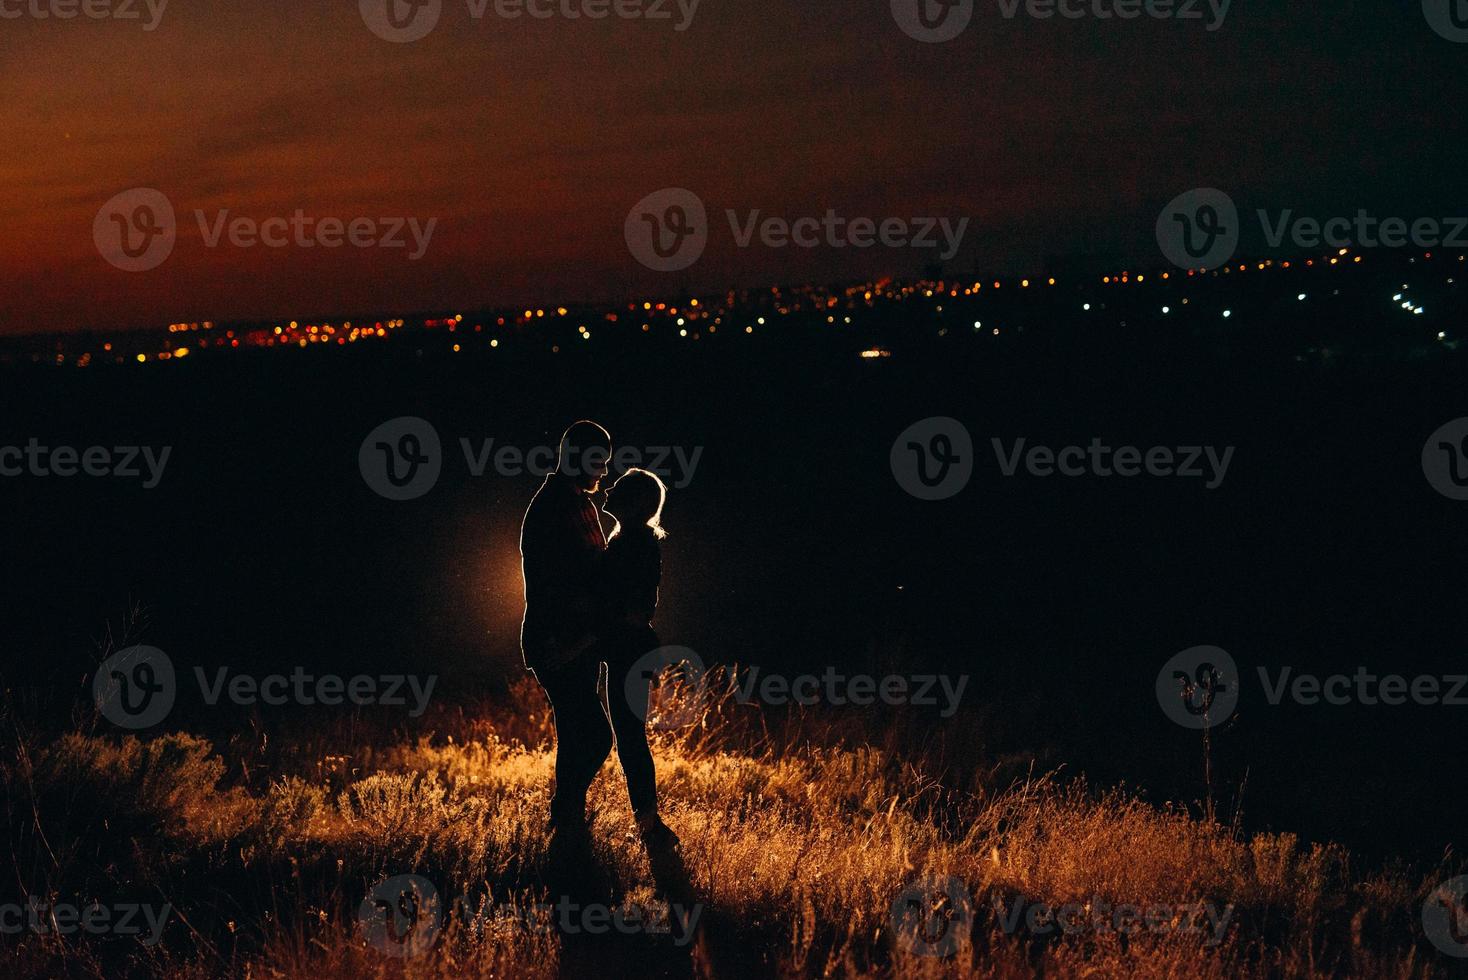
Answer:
top-left (520, 421), bottom-right (614, 834)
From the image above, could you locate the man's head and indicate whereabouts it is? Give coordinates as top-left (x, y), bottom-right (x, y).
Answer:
top-left (556, 420), bottom-right (612, 492)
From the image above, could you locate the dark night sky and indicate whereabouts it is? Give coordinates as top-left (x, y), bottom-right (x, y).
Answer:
top-left (1, 0), bottom-right (1464, 333)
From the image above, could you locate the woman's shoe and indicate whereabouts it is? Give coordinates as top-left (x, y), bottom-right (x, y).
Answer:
top-left (636, 813), bottom-right (680, 850)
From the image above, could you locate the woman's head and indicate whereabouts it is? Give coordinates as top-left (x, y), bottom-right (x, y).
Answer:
top-left (605, 468), bottom-right (668, 539)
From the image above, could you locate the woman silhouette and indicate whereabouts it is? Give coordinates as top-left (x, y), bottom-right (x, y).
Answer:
top-left (599, 468), bottom-right (679, 849)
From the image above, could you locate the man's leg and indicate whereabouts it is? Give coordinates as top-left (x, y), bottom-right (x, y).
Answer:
top-left (534, 655), bottom-right (613, 826)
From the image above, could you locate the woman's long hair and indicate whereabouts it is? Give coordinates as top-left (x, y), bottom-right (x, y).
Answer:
top-left (607, 467), bottom-right (668, 540)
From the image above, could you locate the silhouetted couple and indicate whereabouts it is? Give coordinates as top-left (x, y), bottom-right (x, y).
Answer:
top-left (519, 420), bottom-right (678, 850)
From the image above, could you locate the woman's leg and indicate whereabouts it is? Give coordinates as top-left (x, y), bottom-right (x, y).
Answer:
top-left (606, 630), bottom-right (659, 818)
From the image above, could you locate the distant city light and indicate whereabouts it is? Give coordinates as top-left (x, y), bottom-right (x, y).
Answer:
top-left (25, 253), bottom-right (1460, 369)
